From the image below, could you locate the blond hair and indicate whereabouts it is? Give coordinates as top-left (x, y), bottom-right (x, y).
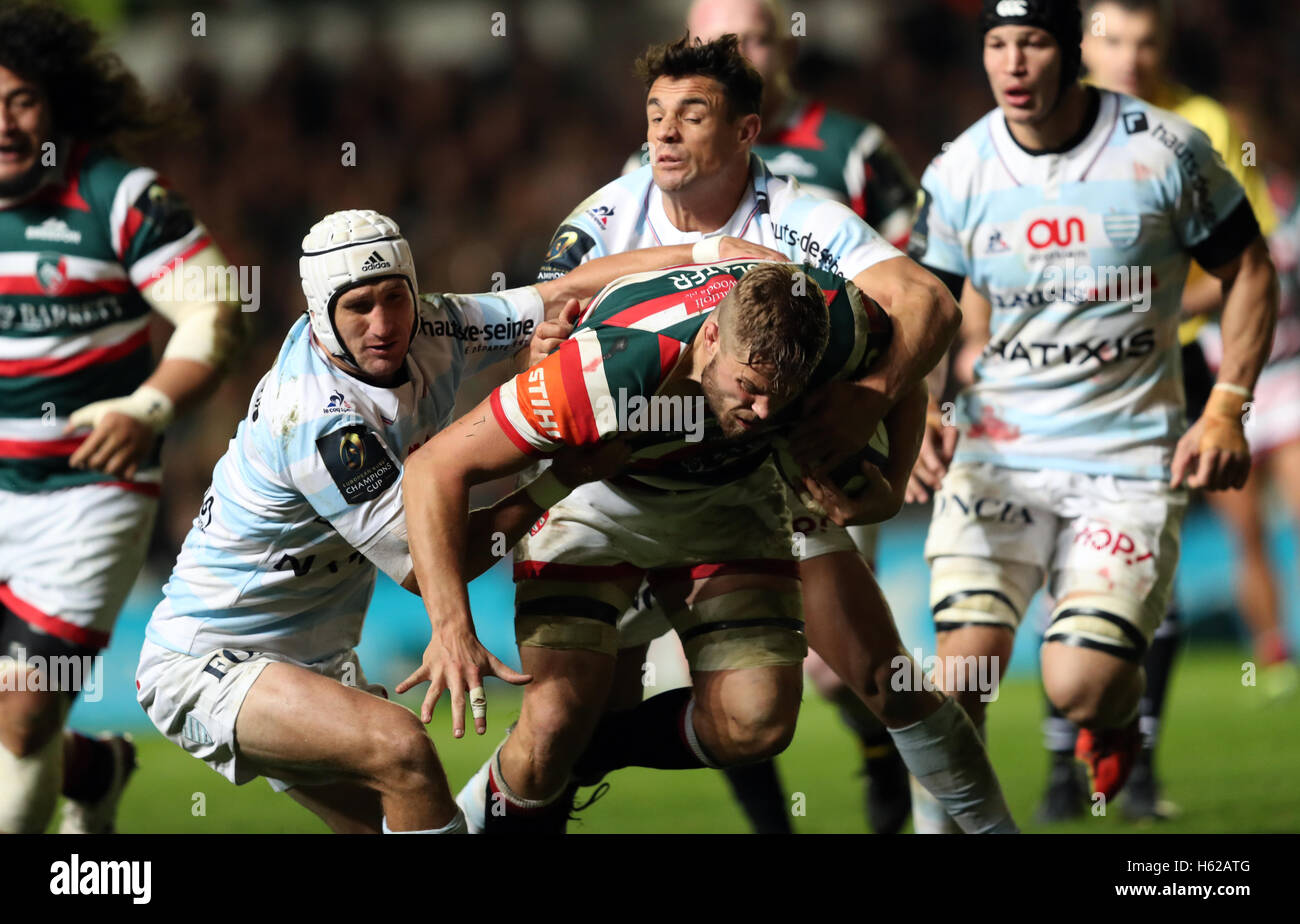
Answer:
top-left (716, 262), bottom-right (829, 396)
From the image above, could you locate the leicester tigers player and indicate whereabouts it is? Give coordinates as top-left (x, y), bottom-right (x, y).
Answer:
top-left (0, 3), bottom-right (245, 834)
top-left (682, 0), bottom-right (920, 834)
top-left (135, 209), bottom-right (784, 834)
top-left (403, 259), bottom-right (1016, 833)
top-left (905, 0), bottom-right (1277, 832)
top-left (500, 33), bottom-right (1016, 834)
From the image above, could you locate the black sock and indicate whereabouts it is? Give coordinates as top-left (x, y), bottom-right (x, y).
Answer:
top-left (834, 692), bottom-right (893, 757)
top-left (1139, 605), bottom-right (1181, 752)
top-left (573, 688), bottom-right (711, 783)
top-left (722, 760), bottom-right (792, 834)
top-left (61, 732), bottom-right (114, 803)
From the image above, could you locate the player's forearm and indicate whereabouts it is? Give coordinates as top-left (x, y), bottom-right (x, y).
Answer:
top-left (403, 454), bottom-right (477, 632)
top-left (883, 381), bottom-right (929, 492)
top-left (856, 273), bottom-right (961, 404)
top-left (1215, 239), bottom-right (1279, 393)
top-left (142, 357), bottom-right (226, 420)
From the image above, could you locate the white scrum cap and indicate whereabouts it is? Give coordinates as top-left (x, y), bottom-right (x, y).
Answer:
top-left (299, 209), bottom-right (418, 368)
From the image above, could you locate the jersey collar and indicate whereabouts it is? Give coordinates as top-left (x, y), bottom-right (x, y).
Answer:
top-left (989, 88), bottom-right (1119, 189)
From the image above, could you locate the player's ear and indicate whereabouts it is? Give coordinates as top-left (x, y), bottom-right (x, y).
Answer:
top-left (737, 112), bottom-right (761, 147)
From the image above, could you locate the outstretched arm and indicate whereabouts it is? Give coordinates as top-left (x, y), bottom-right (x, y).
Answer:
top-left (1171, 236), bottom-right (1279, 491)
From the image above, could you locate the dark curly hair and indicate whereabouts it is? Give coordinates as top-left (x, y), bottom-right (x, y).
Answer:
top-left (635, 33), bottom-right (763, 121)
top-left (0, 1), bottom-right (176, 147)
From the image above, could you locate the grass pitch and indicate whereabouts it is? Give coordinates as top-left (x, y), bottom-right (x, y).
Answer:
top-left (104, 646), bottom-right (1299, 834)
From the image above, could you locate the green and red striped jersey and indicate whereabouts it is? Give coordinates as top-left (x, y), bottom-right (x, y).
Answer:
top-left (0, 144), bottom-right (214, 493)
top-left (493, 259), bottom-right (892, 491)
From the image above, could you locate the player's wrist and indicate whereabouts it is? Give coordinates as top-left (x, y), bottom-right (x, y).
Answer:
top-left (71, 384), bottom-right (175, 434)
top-left (1205, 384), bottom-right (1251, 424)
top-left (692, 236), bottom-right (723, 264)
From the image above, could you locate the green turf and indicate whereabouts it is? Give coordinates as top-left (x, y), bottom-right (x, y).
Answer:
top-left (101, 646), bottom-right (1299, 833)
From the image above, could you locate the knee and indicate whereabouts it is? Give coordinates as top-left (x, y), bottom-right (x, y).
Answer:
top-left (0, 691), bottom-right (66, 757)
top-left (367, 709), bottom-right (440, 789)
top-left (1043, 673), bottom-right (1136, 728)
top-left (705, 685), bottom-right (800, 765)
top-left (518, 694), bottom-right (603, 774)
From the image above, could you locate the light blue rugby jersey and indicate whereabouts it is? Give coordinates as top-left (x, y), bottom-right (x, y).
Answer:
top-left (910, 89), bottom-right (1260, 480)
top-left (536, 153), bottom-right (901, 284)
top-left (146, 286), bottom-right (543, 661)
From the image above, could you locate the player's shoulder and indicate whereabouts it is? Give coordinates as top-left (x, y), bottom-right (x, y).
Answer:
top-left (1158, 83), bottom-right (1234, 148)
top-left (923, 110), bottom-right (999, 186)
top-left (566, 166), bottom-right (652, 230)
top-left (73, 145), bottom-right (157, 215)
top-left (815, 103), bottom-right (886, 151)
top-left (1108, 90), bottom-right (1218, 169)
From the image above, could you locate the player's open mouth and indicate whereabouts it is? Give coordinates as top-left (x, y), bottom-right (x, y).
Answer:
top-left (1003, 87), bottom-right (1033, 108)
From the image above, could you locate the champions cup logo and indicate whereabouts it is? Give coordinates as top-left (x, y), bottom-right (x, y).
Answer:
top-left (547, 230), bottom-right (580, 262)
top-left (340, 431), bottom-right (366, 471)
top-left (1027, 217), bottom-right (1086, 249)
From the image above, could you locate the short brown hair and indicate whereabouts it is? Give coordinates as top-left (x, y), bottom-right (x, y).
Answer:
top-left (718, 263), bottom-right (829, 396)
top-left (635, 33), bottom-right (763, 121)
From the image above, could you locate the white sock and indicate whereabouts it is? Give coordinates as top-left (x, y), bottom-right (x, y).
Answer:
top-left (382, 809), bottom-right (467, 834)
top-left (891, 699), bottom-right (1018, 834)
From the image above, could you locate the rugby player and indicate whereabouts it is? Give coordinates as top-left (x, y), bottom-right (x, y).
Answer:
top-left (0, 3), bottom-right (245, 834)
top-left (136, 209), bottom-right (786, 834)
top-left (1017, 0), bottom-right (1289, 821)
top-left (905, 0), bottom-right (1278, 832)
top-left (405, 259), bottom-right (988, 833)
top-left (414, 33), bottom-right (1020, 835)
top-left (641, 0), bottom-right (922, 834)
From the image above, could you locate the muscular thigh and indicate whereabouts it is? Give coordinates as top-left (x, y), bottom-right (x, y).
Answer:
top-left (234, 660), bottom-right (412, 784)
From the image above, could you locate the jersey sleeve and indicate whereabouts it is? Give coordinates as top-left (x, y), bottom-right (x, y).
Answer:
top-left (908, 160), bottom-right (970, 298)
top-left (536, 208), bottom-right (608, 282)
top-left (1164, 123), bottom-right (1260, 271)
top-left (490, 327), bottom-right (670, 454)
top-left (778, 193), bottom-right (904, 282)
top-left (83, 152), bottom-right (217, 290)
top-left (421, 286), bottom-right (545, 376)
top-left (279, 412), bottom-right (411, 584)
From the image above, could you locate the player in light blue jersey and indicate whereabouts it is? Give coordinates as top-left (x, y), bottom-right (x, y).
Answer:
top-left (904, 0), bottom-right (1278, 831)
top-left (136, 209), bottom-right (780, 833)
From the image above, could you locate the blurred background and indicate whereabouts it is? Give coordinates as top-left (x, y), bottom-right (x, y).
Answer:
top-left (46, 0), bottom-right (1299, 830)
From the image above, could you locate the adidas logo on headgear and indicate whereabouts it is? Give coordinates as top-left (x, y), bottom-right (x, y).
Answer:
top-left (361, 251), bottom-right (391, 271)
